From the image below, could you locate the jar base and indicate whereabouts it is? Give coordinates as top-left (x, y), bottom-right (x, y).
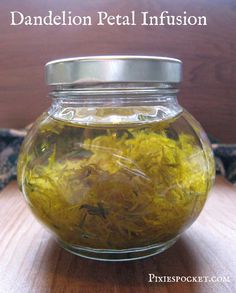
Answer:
top-left (58, 237), bottom-right (178, 261)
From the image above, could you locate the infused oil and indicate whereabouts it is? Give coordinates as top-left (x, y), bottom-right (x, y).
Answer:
top-left (18, 112), bottom-right (214, 250)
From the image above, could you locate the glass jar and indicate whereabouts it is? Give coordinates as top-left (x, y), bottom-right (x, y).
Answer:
top-left (17, 56), bottom-right (215, 261)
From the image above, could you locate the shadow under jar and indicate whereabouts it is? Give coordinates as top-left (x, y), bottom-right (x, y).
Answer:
top-left (17, 56), bottom-right (215, 261)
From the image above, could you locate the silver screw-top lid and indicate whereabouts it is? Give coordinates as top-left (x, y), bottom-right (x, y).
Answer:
top-left (45, 56), bottom-right (182, 87)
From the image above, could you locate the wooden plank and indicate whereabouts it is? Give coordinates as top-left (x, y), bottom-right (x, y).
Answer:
top-left (0, 1), bottom-right (236, 141)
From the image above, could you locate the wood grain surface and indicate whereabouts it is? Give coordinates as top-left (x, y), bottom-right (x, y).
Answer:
top-left (0, 177), bottom-right (235, 293)
top-left (0, 0), bottom-right (236, 142)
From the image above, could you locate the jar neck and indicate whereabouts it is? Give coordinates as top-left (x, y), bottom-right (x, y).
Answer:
top-left (48, 89), bottom-right (183, 125)
top-left (50, 86), bottom-right (179, 104)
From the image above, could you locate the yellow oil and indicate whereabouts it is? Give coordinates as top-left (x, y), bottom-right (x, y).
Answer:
top-left (17, 112), bottom-right (214, 249)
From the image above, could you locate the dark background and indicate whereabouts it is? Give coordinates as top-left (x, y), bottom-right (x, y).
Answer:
top-left (0, 0), bottom-right (235, 142)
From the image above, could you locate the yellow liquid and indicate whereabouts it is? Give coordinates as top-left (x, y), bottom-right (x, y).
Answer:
top-left (18, 112), bottom-right (214, 249)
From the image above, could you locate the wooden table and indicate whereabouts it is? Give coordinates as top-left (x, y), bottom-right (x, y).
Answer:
top-left (0, 177), bottom-right (235, 293)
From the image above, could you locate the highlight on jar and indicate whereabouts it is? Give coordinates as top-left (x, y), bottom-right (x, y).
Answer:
top-left (17, 56), bottom-right (215, 261)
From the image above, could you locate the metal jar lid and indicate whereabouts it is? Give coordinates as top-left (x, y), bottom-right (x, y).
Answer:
top-left (45, 56), bottom-right (182, 87)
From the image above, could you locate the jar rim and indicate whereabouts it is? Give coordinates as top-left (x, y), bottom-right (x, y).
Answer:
top-left (45, 55), bottom-right (182, 88)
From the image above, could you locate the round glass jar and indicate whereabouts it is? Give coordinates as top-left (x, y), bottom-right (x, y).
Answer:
top-left (17, 56), bottom-right (215, 261)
